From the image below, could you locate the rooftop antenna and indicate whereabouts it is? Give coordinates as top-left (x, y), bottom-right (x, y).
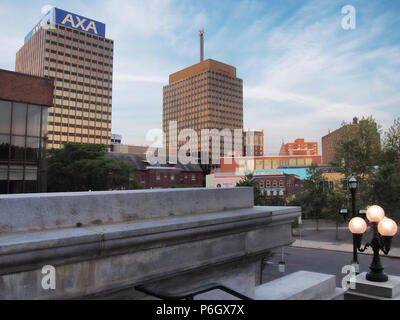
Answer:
top-left (200, 29), bottom-right (204, 62)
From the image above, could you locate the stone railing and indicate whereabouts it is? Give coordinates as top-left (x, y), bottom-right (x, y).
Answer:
top-left (0, 188), bottom-right (300, 299)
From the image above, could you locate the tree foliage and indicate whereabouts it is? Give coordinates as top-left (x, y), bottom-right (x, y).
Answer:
top-left (47, 143), bottom-right (138, 192)
top-left (370, 118), bottom-right (400, 221)
top-left (332, 116), bottom-right (382, 209)
top-left (236, 173), bottom-right (264, 205)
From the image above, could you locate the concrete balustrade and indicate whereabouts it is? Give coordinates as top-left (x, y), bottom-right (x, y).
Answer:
top-left (0, 187), bottom-right (301, 299)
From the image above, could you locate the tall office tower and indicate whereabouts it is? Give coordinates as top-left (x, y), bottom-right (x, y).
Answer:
top-left (15, 8), bottom-right (113, 149)
top-left (163, 30), bottom-right (243, 172)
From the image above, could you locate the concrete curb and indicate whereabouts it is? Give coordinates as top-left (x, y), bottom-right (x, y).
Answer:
top-left (290, 239), bottom-right (400, 259)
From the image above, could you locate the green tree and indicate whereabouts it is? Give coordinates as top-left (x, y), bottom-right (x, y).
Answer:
top-left (332, 116), bottom-right (382, 209)
top-left (236, 173), bottom-right (264, 205)
top-left (370, 118), bottom-right (400, 221)
top-left (47, 143), bottom-right (138, 192)
top-left (304, 164), bottom-right (328, 231)
top-left (323, 187), bottom-right (348, 240)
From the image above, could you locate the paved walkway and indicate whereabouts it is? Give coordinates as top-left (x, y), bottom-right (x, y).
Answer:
top-left (290, 239), bottom-right (400, 259)
top-left (290, 219), bottom-right (400, 259)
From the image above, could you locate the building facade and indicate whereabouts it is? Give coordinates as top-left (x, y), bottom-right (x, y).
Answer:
top-left (15, 7), bottom-right (113, 149)
top-left (206, 171), bottom-right (305, 198)
top-left (218, 155), bottom-right (322, 174)
top-left (0, 69), bottom-right (53, 193)
top-left (243, 129), bottom-right (264, 157)
top-left (108, 153), bottom-right (204, 189)
top-left (279, 138), bottom-right (318, 156)
top-left (163, 58), bottom-right (243, 170)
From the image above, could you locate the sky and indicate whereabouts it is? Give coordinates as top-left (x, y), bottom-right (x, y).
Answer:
top-left (0, 0), bottom-right (399, 155)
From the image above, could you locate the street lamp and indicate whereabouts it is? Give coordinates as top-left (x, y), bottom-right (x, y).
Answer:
top-left (348, 176), bottom-right (357, 217)
top-left (348, 176), bottom-right (358, 269)
top-left (349, 205), bottom-right (398, 282)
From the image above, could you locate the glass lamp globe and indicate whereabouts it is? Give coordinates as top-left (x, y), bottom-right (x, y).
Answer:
top-left (366, 205), bottom-right (385, 223)
top-left (349, 217), bottom-right (368, 234)
top-left (378, 218), bottom-right (398, 237)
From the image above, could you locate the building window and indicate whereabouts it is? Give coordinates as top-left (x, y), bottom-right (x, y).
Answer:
top-left (156, 173), bottom-right (160, 181)
top-left (192, 173), bottom-right (196, 181)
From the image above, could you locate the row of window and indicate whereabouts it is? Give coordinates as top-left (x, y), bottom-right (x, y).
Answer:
top-left (47, 132), bottom-right (109, 139)
top-left (46, 43), bottom-right (112, 59)
top-left (53, 24), bottom-right (113, 44)
top-left (258, 180), bottom-right (302, 188)
top-left (48, 123), bottom-right (109, 130)
top-left (55, 87), bottom-right (111, 99)
top-left (52, 106), bottom-right (111, 114)
top-left (48, 32), bottom-right (113, 50)
top-left (44, 44), bottom-right (113, 67)
top-left (155, 172), bottom-right (197, 181)
top-left (46, 52), bottom-right (112, 74)
top-left (167, 71), bottom-right (242, 90)
top-left (46, 66), bottom-right (112, 83)
top-left (45, 57), bottom-right (112, 76)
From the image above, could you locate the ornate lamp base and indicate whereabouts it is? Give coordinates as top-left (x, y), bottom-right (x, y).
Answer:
top-left (366, 269), bottom-right (388, 282)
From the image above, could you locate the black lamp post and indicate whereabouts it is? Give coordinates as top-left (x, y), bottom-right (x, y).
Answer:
top-left (348, 176), bottom-right (359, 269)
top-left (349, 205), bottom-right (398, 282)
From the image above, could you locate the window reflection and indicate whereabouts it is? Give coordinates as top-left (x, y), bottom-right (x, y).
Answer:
top-left (27, 105), bottom-right (41, 137)
top-left (0, 101), bottom-right (11, 134)
top-left (12, 103), bottom-right (27, 135)
top-left (10, 136), bottom-right (25, 162)
top-left (26, 138), bottom-right (40, 162)
top-left (0, 135), bottom-right (10, 162)
top-left (1, 99), bottom-right (49, 194)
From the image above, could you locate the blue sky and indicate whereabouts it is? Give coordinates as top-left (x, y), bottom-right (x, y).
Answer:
top-left (1, 0), bottom-right (399, 154)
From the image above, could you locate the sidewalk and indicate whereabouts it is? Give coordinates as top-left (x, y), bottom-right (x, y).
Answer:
top-left (290, 219), bottom-right (400, 259)
top-left (290, 239), bottom-right (400, 259)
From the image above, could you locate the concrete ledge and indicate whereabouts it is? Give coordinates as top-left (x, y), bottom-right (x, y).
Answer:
top-left (255, 271), bottom-right (342, 300)
top-left (0, 188), bottom-right (301, 299)
top-left (0, 206), bottom-right (299, 276)
top-left (0, 188), bottom-right (254, 233)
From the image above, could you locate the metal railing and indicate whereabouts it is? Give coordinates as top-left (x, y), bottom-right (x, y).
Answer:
top-left (135, 282), bottom-right (253, 300)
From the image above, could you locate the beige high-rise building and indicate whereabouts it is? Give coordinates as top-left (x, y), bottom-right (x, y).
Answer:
top-left (163, 49), bottom-right (243, 171)
top-left (15, 7), bottom-right (113, 149)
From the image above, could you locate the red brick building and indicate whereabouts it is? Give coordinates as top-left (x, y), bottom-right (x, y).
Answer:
top-left (108, 153), bottom-right (204, 189)
top-left (279, 138), bottom-right (318, 156)
top-left (253, 172), bottom-right (306, 198)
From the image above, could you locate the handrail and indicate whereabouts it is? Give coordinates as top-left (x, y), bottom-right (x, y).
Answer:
top-left (135, 282), bottom-right (253, 300)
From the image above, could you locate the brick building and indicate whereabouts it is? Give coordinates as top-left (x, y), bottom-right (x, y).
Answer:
top-left (108, 153), bottom-right (203, 189)
top-left (279, 138), bottom-right (318, 156)
top-left (0, 69), bottom-right (53, 193)
top-left (253, 172), bottom-right (306, 198)
top-left (321, 117), bottom-right (381, 164)
top-left (243, 129), bottom-right (264, 157)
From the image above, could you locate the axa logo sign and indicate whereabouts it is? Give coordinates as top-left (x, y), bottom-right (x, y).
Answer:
top-left (54, 8), bottom-right (105, 37)
top-left (61, 14), bottom-right (98, 34)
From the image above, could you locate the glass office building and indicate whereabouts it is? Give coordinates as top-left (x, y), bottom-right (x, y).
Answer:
top-left (0, 69), bottom-right (53, 194)
top-left (0, 100), bottom-right (48, 193)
